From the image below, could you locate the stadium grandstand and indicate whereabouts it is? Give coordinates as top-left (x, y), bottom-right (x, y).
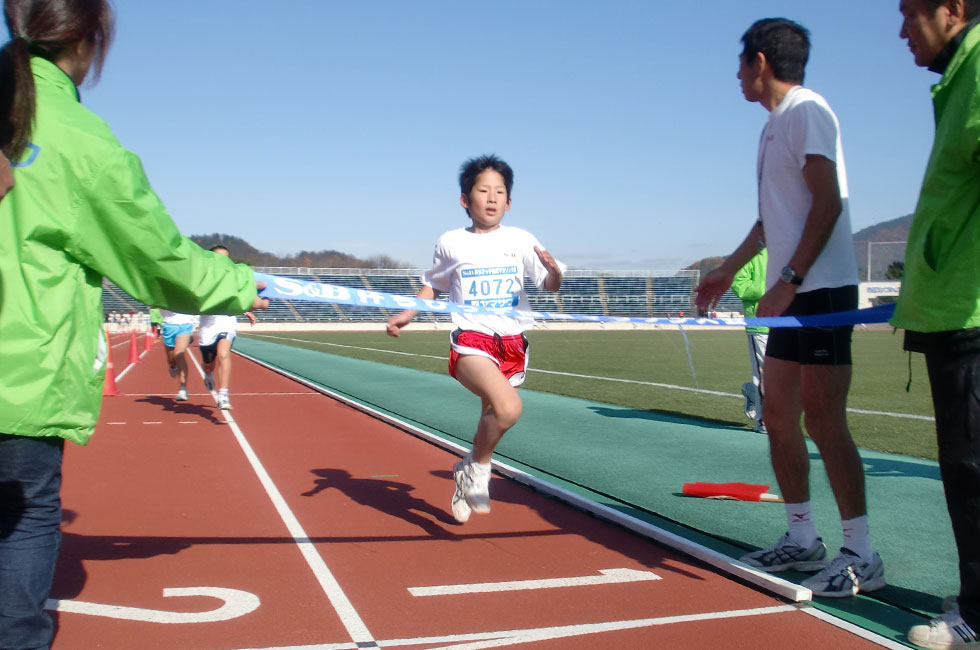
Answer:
top-left (102, 268), bottom-right (745, 324)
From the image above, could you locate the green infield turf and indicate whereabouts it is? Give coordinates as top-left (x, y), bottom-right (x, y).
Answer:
top-left (242, 327), bottom-right (937, 460)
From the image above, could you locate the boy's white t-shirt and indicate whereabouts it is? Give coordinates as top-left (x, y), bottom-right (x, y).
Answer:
top-left (198, 314), bottom-right (238, 347)
top-left (160, 309), bottom-right (196, 326)
top-left (758, 86), bottom-right (859, 292)
top-left (422, 225), bottom-right (566, 336)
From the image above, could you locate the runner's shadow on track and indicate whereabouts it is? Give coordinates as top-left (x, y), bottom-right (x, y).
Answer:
top-left (587, 406), bottom-right (736, 431)
top-left (302, 468), bottom-right (459, 538)
top-left (806, 452), bottom-right (942, 482)
top-left (136, 395), bottom-right (224, 424)
top-left (51, 509), bottom-right (193, 601)
top-left (429, 469), bottom-right (704, 582)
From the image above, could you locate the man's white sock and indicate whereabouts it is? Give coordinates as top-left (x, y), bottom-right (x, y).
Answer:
top-left (842, 515), bottom-right (873, 562)
top-left (786, 501), bottom-right (819, 548)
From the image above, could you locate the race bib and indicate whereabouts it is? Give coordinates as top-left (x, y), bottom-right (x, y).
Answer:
top-left (461, 266), bottom-right (520, 309)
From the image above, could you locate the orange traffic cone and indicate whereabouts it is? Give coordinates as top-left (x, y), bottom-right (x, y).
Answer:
top-left (128, 330), bottom-right (140, 365)
top-left (103, 330), bottom-right (120, 396)
top-left (144, 329), bottom-right (154, 352)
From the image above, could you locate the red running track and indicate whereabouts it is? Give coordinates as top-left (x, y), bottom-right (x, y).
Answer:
top-left (47, 332), bottom-right (894, 649)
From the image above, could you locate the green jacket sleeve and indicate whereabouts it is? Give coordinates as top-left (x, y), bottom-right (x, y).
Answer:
top-left (68, 147), bottom-right (256, 315)
top-left (730, 250), bottom-right (767, 302)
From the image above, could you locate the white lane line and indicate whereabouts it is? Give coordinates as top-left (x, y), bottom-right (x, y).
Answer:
top-left (419, 605), bottom-right (799, 649)
top-left (108, 421), bottom-right (198, 425)
top-left (187, 354), bottom-right (376, 646)
top-left (114, 361), bottom-right (137, 381)
top-left (248, 333), bottom-right (932, 421)
top-left (48, 587), bottom-right (260, 624)
top-left (800, 605), bottom-right (910, 649)
top-left (228, 605), bottom-right (799, 650)
top-left (251, 333), bottom-right (444, 362)
top-left (124, 392), bottom-right (314, 397)
top-left (113, 348), bottom-right (150, 381)
top-left (409, 568), bottom-right (661, 597)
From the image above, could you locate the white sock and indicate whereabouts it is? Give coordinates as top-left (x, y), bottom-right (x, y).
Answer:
top-left (786, 501), bottom-right (819, 548)
top-left (219, 389), bottom-right (228, 397)
top-left (842, 515), bottom-right (873, 562)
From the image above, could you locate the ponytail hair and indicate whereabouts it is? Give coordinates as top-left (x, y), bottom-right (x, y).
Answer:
top-left (0, 0), bottom-right (114, 160)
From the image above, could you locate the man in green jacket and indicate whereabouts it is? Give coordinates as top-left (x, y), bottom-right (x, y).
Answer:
top-left (894, 1), bottom-right (980, 647)
top-left (0, 4), bottom-right (268, 647)
top-left (731, 248), bottom-right (769, 433)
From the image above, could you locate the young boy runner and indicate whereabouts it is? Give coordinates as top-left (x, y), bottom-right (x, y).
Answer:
top-left (160, 309), bottom-right (197, 401)
top-left (198, 246), bottom-right (256, 410)
top-left (386, 154), bottom-right (565, 523)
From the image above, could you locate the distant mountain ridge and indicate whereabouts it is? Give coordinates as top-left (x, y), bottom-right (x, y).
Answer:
top-left (194, 215), bottom-right (911, 278)
top-left (189, 234), bottom-right (411, 269)
top-left (684, 215), bottom-right (912, 280)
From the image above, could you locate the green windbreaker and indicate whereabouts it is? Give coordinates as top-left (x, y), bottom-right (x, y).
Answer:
top-left (0, 57), bottom-right (257, 445)
top-left (892, 23), bottom-right (980, 333)
top-left (730, 249), bottom-right (769, 334)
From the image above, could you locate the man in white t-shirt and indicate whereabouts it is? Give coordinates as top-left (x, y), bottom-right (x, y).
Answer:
top-left (696, 18), bottom-right (883, 598)
top-left (198, 246), bottom-right (256, 410)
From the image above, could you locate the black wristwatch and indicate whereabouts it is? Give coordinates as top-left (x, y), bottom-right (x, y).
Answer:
top-left (780, 265), bottom-right (804, 286)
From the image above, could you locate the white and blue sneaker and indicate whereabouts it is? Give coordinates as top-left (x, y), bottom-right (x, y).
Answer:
top-left (451, 456), bottom-right (491, 523)
top-left (203, 372), bottom-right (215, 392)
top-left (168, 365), bottom-right (178, 378)
top-left (451, 460), bottom-right (472, 523)
top-left (908, 609), bottom-right (979, 649)
top-left (175, 386), bottom-right (188, 401)
top-left (802, 547), bottom-right (886, 597)
top-left (740, 533), bottom-right (829, 572)
top-left (741, 381), bottom-right (758, 420)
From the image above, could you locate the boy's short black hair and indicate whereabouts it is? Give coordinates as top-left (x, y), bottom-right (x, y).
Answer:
top-left (209, 245), bottom-right (229, 254)
top-left (459, 154), bottom-right (514, 198)
top-left (741, 18), bottom-right (810, 84)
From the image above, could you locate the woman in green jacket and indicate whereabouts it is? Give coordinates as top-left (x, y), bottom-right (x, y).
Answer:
top-left (0, 2), bottom-right (267, 647)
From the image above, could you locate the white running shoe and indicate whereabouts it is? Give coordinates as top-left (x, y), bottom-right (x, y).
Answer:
top-left (175, 386), bottom-right (188, 401)
top-left (908, 609), bottom-right (979, 649)
top-left (753, 419), bottom-right (767, 434)
top-left (740, 532), bottom-right (829, 572)
top-left (802, 547), bottom-right (886, 597)
top-left (451, 456), bottom-right (491, 522)
top-left (217, 394), bottom-right (232, 410)
top-left (204, 373), bottom-right (215, 391)
top-left (741, 381), bottom-right (758, 420)
top-left (168, 365), bottom-right (178, 378)
top-left (451, 460), bottom-right (472, 523)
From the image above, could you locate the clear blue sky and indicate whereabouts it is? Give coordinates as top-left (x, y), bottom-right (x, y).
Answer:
top-left (80, 0), bottom-right (935, 270)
